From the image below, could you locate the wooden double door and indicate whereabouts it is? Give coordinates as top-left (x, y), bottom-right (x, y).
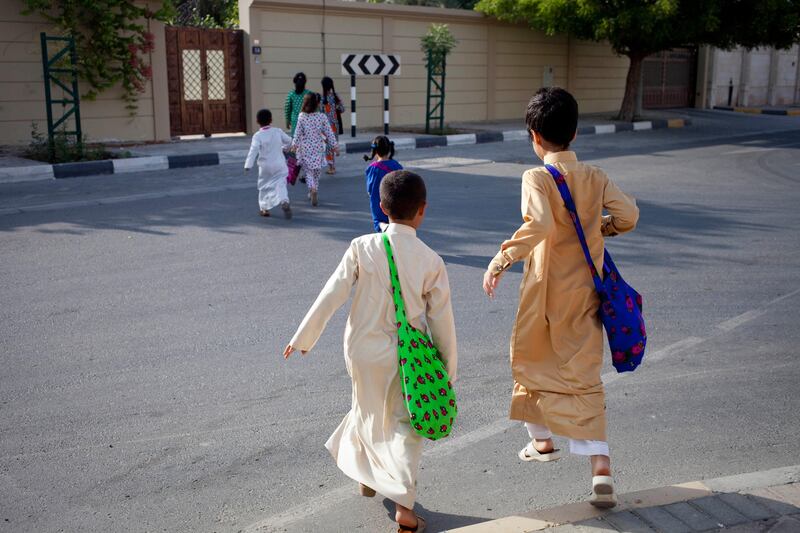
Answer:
top-left (166, 27), bottom-right (246, 136)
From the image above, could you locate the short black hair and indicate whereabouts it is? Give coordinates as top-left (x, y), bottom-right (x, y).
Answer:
top-left (256, 108), bottom-right (272, 126)
top-left (525, 87), bottom-right (578, 148)
top-left (379, 170), bottom-right (426, 220)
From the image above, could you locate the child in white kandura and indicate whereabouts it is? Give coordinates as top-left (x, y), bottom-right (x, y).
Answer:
top-left (244, 108), bottom-right (293, 219)
top-left (284, 170), bottom-right (457, 533)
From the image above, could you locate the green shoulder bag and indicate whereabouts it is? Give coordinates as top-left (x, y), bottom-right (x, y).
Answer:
top-left (382, 233), bottom-right (457, 440)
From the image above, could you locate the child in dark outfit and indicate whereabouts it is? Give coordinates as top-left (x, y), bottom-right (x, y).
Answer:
top-left (364, 136), bottom-right (403, 232)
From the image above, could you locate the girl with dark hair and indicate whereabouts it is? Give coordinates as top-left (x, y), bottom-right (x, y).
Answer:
top-left (364, 135), bottom-right (402, 232)
top-left (321, 76), bottom-right (345, 174)
top-left (284, 72), bottom-right (311, 135)
top-left (291, 93), bottom-right (338, 206)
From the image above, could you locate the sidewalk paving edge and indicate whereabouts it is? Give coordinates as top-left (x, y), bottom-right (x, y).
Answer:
top-left (443, 464), bottom-right (800, 533)
top-left (713, 105), bottom-right (800, 116)
top-left (0, 119), bottom-right (691, 184)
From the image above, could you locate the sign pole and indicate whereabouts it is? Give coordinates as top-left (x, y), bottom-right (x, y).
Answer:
top-left (383, 75), bottom-right (389, 135)
top-left (350, 74), bottom-right (357, 138)
top-left (341, 53), bottom-right (400, 137)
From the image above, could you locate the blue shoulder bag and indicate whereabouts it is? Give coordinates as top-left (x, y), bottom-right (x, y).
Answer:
top-left (545, 164), bottom-right (646, 373)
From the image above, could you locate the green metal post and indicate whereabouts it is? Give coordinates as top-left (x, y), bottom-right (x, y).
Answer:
top-left (40, 33), bottom-right (55, 161)
top-left (426, 50), bottom-right (447, 134)
top-left (40, 33), bottom-right (82, 161)
top-left (425, 50), bottom-right (432, 134)
top-left (439, 55), bottom-right (446, 133)
top-left (69, 38), bottom-right (82, 155)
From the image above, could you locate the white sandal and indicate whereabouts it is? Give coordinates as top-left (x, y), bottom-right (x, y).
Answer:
top-left (518, 442), bottom-right (562, 462)
top-left (590, 475), bottom-right (618, 508)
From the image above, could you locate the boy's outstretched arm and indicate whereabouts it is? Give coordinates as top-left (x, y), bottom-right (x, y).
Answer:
top-left (484, 171), bottom-right (554, 298)
top-left (425, 259), bottom-right (458, 381)
top-left (285, 241), bottom-right (359, 357)
top-left (601, 175), bottom-right (639, 236)
top-left (283, 345), bottom-right (307, 359)
top-left (279, 130), bottom-right (292, 148)
top-left (244, 134), bottom-right (259, 170)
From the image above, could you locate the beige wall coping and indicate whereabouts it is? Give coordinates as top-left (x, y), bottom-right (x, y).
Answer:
top-left (250, 0), bottom-right (487, 22)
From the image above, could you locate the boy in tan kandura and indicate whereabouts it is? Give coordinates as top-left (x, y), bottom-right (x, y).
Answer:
top-left (483, 87), bottom-right (639, 508)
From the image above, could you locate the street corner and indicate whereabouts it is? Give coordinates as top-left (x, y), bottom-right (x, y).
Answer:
top-left (0, 116), bottom-right (698, 183)
top-left (713, 106), bottom-right (800, 117)
top-left (446, 465), bottom-right (800, 533)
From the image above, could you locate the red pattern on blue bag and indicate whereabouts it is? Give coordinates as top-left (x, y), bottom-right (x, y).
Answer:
top-left (545, 164), bottom-right (646, 373)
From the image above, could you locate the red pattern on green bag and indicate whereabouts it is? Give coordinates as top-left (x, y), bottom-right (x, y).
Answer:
top-left (382, 233), bottom-right (457, 440)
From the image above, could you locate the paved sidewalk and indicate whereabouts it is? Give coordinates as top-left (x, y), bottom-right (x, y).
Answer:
top-left (713, 105), bottom-right (800, 116)
top-left (0, 112), bottom-right (692, 183)
top-left (447, 465), bottom-right (800, 533)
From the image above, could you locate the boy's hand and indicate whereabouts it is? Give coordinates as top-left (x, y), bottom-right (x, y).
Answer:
top-left (334, 147), bottom-right (340, 156)
top-left (483, 270), bottom-right (502, 299)
top-left (283, 344), bottom-right (307, 359)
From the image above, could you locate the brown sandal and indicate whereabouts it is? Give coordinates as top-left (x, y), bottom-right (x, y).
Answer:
top-left (259, 209), bottom-right (270, 217)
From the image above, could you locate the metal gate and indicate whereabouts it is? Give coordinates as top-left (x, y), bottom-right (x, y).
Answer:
top-left (643, 48), bottom-right (697, 109)
top-left (165, 27), bottom-right (246, 136)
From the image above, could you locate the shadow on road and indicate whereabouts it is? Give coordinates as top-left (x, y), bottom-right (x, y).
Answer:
top-left (380, 497), bottom-right (489, 530)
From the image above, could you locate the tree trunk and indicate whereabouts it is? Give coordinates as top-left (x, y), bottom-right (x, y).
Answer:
top-left (617, 52), bottom-right (646, 122)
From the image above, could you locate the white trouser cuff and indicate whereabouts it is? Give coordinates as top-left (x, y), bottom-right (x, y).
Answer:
top-left (569, 439), bottom-right (609, 457)
top-left (525, 422), bottom-right (553, 440)
top-left (524, 423), bottom-right (609, 456)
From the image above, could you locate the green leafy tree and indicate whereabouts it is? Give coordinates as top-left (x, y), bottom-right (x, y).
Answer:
top-left (475, 0), bottom-right (800, 121)
top-left (421, 23), bottom-right (458, 67)
top-left (171, 0), bottom-right (238, 28)
top-left (22, 0), bottom-right (175, 111)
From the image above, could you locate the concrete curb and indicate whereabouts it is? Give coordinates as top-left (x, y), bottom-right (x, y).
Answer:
top-left (0, 118), bottom-right (692, 184)
top-left (713, 105), bottom-right (800, 116)
top-left (446, 464), bottom-right (800, 533)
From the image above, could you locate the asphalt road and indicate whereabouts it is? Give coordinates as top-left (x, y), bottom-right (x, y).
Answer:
top-left (1, 110), bottom-right (799, 533)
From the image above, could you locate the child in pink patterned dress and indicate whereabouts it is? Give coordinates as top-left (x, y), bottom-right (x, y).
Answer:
top-left (291, 93), bottom-right (339, 207)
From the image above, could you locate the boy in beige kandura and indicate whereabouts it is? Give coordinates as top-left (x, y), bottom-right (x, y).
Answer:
top-left (285, 170), bottom-right (457, 532)
top-left (483, 88), bottom-right (639, 507)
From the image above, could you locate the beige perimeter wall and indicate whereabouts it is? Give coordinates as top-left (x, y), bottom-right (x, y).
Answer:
top-left (241, 0), bottom-right (629, 133)
top-left (0, 0), bottom-right (169, 146)
top-left (0, 0), bottom-right (630, 145)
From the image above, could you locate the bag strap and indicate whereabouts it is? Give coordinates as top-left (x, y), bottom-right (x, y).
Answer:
top-left (382, 233), bottom-right (408, 327)
top-left (544, 164), bottom-right (604, 293)
top-left (373, 161), bottom-right (394, 174)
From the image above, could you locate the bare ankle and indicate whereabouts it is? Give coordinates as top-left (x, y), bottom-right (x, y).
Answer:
top-left (591, 455), bottom-right (611, 477)
top-left (395, 504), bottom-right (417, 527)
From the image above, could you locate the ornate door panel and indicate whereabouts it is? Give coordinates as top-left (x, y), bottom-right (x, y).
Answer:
top-left (165, 27), bottom-right (246, 136)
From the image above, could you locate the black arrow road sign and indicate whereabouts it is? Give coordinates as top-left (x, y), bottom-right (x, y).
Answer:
top-left (387, 55), bottom-right (400, 75)
top-left (358, 55), bottom-right (371, 75)
top-left (341, 53), bottom-right (402, 76)
top-left (342, 54), bottom-right (356, 75)
top-left (373, 55), bottom-right (385, 75)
